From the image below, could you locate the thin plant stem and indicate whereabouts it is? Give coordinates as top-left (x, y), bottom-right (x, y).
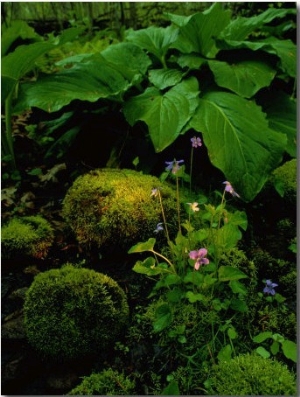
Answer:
top-left (176, 176), bottom-right (181, 234)
top-left (190, 146), bottom-right (194, 195)
top-left (158, 189), bottom-right (171, 244)
top-left (151, 250), bottom-right (176, 274)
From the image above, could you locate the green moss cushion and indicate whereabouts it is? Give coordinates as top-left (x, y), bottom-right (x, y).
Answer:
top-left (1, 215), bottom-right (54, 259)
top-left (207, 352), bottom-right (296, 395)
top-left (62, 168), bottom-right (178, 250)
top-left (24, 264), bottom-right (129, 361)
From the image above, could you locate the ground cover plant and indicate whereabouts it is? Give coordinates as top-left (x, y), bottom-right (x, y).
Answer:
top-left (1, 2), bottom-right (297, 395)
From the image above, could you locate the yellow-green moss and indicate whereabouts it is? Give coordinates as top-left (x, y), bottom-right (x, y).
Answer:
top-left (207, 352), bottom-right (296, 395)
top-left (1, 215), bottom-right (54, 259)
top-left (24, 264), bottom-right (129, 361)
top-left (62, 168), bottom-right (178, 250)
top-left (272, 159), bottom-right (297, 202)
top-left (68, 369), bottom-right (135, 395)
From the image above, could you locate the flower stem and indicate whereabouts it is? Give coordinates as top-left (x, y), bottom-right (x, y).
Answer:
top-left (158, 189), bottom-right (171, 244)
top-left (190, 146), bottom-right (194, 195)
top-left (176, 176), bottom-right (181, 234)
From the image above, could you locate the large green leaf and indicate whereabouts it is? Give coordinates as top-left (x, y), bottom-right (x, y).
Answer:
top-left (208, 59), bottom-right (276, 98)
top-left (13, 54), bottom-right (132, 113)
top-left (220, 7), bottom-right (296, 41)
top-left (123, 77), bottom-right (199, 152)
top-left (167, 3), bottom-right (231, 58)
top-left (125, 25), bottom-right (178, 66)
top-left (259, 91), bottom-right (296, 158)
top-left (189, 91), bottom-right (287, 202)
top-left (100, 42), bottom-right (151, 81)
top-left (148, 68), bottom-right (185, 90)
top-left (1, 20), bottom-right (41, 56)
top-left (1, 27), bottom-right (83, 103)
top-left (216, 37), bottom-right (296, 78)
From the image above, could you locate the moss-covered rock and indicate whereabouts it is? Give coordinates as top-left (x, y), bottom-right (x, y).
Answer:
top-left (207, 352), bottom-right (296, 395)
top-left (68, 369), bottom-right (136, 395)
top-left (24, 264), bottom-right (129, 361)
top-left (271, 159), bottom-right (297, 204)
top-left (62, 168), bottom-right (178, 251)
top-left (1, 215), bottom-right (54, 259)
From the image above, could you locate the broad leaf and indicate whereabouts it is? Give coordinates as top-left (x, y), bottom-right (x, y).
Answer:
top-left (281, 340), bottom-right (297, 363)
top-left (189, 91), bottom-right (287, 202)
top-left (218, 266), bottom-right (248, 281)
top-left (186, 291), bottom-right (206, 303)
top-left (229, 280), bottom-right (248, 295)
top-left (123, 77), bottom-right (199, 152)
top-left (1, 20), bottom-right (41, 56)
top-left (167, 3), bottom-right (231, 57)
top-left (132, 258), bottom-right (163, 276)
top-left (176, 53), bottom-right (207, 70)
top-left (101, 42), bottom-right (151, 81)
top-left (253, 331), bottom-right (273, 343)
top-left (220, 7), bottom-right (296, 41)
top-left (215, 224), bottom-right (242, 250)
top-left (128, 238), bottom-right (156, 253)
top-left (148, 69), bottom-right (185, 90)
top-left (208, 59), bottom-right (276, 98)
top-left (14, 54), bottom-right (132, 113)
top-left (256, 346), bottom-right (271, 358)
top-left (1, 28), bottom-right (82, 102)
top-left (259, 91), bottom-right (296, 158)
top-left (216, 38), bottom-right (296, 78)
top-left (153, 304), bottom-right (172, 332)
top-left (125, 25), bottom-right (178, 65)
top-left (217, 344), bottom-right (232, 362)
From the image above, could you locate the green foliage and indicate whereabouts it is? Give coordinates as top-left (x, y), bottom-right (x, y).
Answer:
top-left (68, 368), bottom-right (135, 395)
top-left (129, 179), bottom-right (250, 371)
top-left (9, 4), bottom-right (296, 201)
top-left (24, 264), bottom-right (129, 360)
top-left (62, 168), bottom-right (178, 250)
top-left (1, 215), bottom-right (54, 259)
top-left (206, 352), bottom-right (296, 395)
top-left (253, 331), bottom-right (297, 363)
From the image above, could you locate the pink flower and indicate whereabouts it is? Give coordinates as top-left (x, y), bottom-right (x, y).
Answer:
top-left (189, 248), bottom-right (209, 270)
top-left (223, 181), bottom-right (240, 198)
top-left (191, 136), bottom-right (202, 148)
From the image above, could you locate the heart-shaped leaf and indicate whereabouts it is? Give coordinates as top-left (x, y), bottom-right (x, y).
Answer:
top-left (189, 91), bottom-right (287, 201)
top-left (123, 77), bottom-right (199, 152)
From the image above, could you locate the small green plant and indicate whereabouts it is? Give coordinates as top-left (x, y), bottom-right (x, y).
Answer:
top-left (1, 215), bottom-right (54, 259)
top-left (62, 168), bottom-right (179, 251)
top-left (253, 331), bottom-right (297, 363)
top-left (128, 146), bottom-right (249, 365)
top-left (205, 352), bottom-right (296, 395)
top-left (24, 264), bottom-right (129, 360)
top-left (68, 368), bottom-right (135, 395)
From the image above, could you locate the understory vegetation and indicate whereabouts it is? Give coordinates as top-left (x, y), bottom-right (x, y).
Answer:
top-left (1, 2), bottom-right (297, 395)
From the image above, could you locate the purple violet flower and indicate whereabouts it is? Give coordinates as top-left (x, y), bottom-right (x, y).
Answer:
top-left (189, 248), bottom-right (209, 270)
top-left (191, 136), bottom-right (202, 148)
top-left (263, 279), bottom-right (278, 295)
top-left (154, 222), bottom-right (164, 233)
top-left (165, 159), bottom-right (184, 174)
top-left (223, 181), bottom-right (240, 198)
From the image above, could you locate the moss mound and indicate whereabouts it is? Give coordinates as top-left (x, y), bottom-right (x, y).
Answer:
top-left (62, 168), bottom-right (178, 250)
top-left (68, 369), bottom-right (135, 395)
top-left (1, 215), bottom-right (54, 259)
top-left (24, 264), bottom-right (129, 361)
top-left (272, 159), bottom-right (297, 204)
top-left (207, 352), bottom-right (296, 395)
